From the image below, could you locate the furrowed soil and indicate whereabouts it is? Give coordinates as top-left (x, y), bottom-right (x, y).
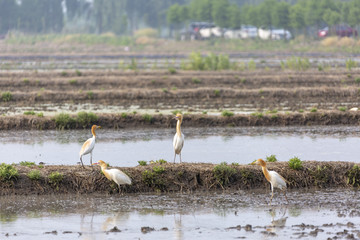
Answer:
top-left (1, 161), bottom-right (359, 196)
top-left (1, 69), bottom-right (360, 129)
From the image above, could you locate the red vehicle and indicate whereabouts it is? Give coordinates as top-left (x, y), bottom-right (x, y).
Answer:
top-left (318, 24), bottom-right (358, 38)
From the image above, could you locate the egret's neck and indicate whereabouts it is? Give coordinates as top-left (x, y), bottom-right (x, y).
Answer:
top-left (262, 166), bottom-right (271, 182)
top-left (176, 120), bottom-right (182, 136)
top-left (100, 165), bottom-right (111, 180)
top-left (91, 127), bottom-right (96, 137)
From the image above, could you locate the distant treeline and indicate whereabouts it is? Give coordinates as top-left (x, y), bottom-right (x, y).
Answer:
top-left (0, 0), bottom-right (358, 36)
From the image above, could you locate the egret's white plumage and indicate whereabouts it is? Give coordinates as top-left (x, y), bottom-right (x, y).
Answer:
top-left (79, 125), bottom-right (101, 168)
top-left (93, 160), bottom-right (132, 193)
top-left (253, 159), bottom-right (288, 205)
top-left (173, 113), bottom-right (184, 163)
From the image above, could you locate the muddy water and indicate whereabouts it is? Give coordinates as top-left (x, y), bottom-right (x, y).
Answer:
top-left (1, 126), bottom-right (360, 166)
top-left (0, 188), bottom-right (359, 239)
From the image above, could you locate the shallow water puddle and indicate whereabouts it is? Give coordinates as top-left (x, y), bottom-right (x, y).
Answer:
top-left (1, 126), bottom-right (360, 166)
top-left (0, 188), bottom-right (359, 239)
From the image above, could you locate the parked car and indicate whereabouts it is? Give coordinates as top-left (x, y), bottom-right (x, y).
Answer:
top-left (318, 24), bottom-right (358, 38)
top-left (258, 28), bottom-right (292, 40)
top-left (180, 22), bottom-right (216, 40)
top-left (224, 25), bottom-right (258, 39)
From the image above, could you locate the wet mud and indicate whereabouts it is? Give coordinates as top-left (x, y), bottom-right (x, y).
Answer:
top-left (1, 111), bottom-right (360, 131)
top-left (1, 69), bottom-right (360, 117)
top-left (0, 188), bottom-right (360, 239)
top-left (1, 161), bottom-right (359, 196)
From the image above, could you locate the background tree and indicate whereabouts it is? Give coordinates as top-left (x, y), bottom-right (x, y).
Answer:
top-left (212, 0), bottom-right (230, 28)
top-left (0, 0), bottom-right (17, 34)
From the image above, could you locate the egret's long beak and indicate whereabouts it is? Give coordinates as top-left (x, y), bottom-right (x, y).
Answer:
top-left (92, 162), bottom-right (99, 165)
top-left (250, 160), bottom-right (257, 165)
top-left (97, 126), bottom-right (102, 129)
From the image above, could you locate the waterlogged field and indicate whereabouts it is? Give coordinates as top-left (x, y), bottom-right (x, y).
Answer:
top-left (0, 126), bottom-right (360, 166)
top-left (1, 45), bottom-right (360, 239)
top-left (0, 188), bottom-right (359, 239)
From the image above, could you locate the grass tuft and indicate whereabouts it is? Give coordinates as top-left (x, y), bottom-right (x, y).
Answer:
top-left (28, 170), bottom-right (41, 181)
top-left (213, 162), bottom-right (236, 187)
top-left (266, 155), bottom-right (277, 162)
top-left (288, 156), bottom-right (303, 170)
top-left (0, 163), bottom-right (19, 181)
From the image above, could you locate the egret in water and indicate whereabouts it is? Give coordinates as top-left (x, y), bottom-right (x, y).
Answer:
top-left (173, 113), bottom-right (185, 163)
top-left (252, 159), bottom-right (288, 205)
top-left (79, 124), bottom-right (101, 168)
top-left (93, 160), bottom-right (132, 193)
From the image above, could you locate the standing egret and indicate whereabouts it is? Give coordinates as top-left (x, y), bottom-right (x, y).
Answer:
top-left (93, 160), bottom-right (132, 193)
top-left (79, 124), bottom-right (101, 168)
top-left (173, 113), bottom-right (185, 163)
top-left (252, 159), bottom-right (288, 205)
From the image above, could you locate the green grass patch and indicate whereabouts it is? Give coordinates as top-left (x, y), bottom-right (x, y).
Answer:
top-left (23, 78), bottom-right (30, 84)
top-left (171, 110), bottom-right (182, 115)
top-left (214, 89), bottom-right (220, 96)
top-left (168, 67), bottom-right (177, 74)
top-left (266, 155), bottom-right (277, 162)
top-left (19, 161), bottom-right (35, 167)
top-left (221, 110), bottom-right (234, 117)
top-left (76, 111), bottom-right (98, 128)
top-left (2, 92), bottom-right (12, 102)
top-left (213, 162), bottom-right (236, 187)
top-left (75, 69), bottom-right (82, 76)
top-left (346, 59), bottom-right (357, 71)
top-left (347, 165), bottom-right (360, 187)
top-left (128, 58), bottom-right (138, 70)
top-left (54, 113), bottom-right (76, 130)
top-left (24, 111), bottom-right (36, 115)
top-left (60, 71), bottom-right (68, 77)
top-left (280, 57), bottom-right (310, 71)
top-left (121, 113), bottom-right (127, 118)
top-left (310, 107), bottom-right (317, 112)
top-left (87, 91), bottom-right (94, 99)
top-left (251, 112), bottom-right (263, 118)
top-left (69, 79), bottom-right (77, 85)
top-left (0, 163), bottom-right (19, 181)
top-left (288, 156), bottom-right (303, 170)
top-left (138, 161), bottom-right (147, 166)
top-left (48, 171), bottom-right (63, 189)
top-left (154, 159), bottom-right (167, 164)
top-left (142, 113), bottom-right (153, 123)
top-left (142, 169), bottom-right (165, 191)
top-left (153, 166), bottom-right (165, 174)
top-left (28, 170), bottom-right (41, 181)
top-left (338, 106), bottom-right (347, 112)
top-left (192, 77), bottom-right (201, 84)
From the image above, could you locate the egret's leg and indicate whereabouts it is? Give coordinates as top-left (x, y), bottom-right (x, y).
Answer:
top-left (118, 185), bottom-right (121, 194)
top-left (174, 153), bottom-right (176, 163)
top-left (180, 153), bottom-right (182, 163)
top-left (90, 152), bottom-right (93, 167)
top-left (284, 190), bottom-right (288, 203)
top-left (80, 156), bottom-right (85, 168)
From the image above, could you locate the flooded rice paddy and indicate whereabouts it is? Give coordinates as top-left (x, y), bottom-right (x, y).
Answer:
top-left (0, 188), bottom-right (360, 239)
top-left (1, 126), bottom-right (360, 239)
top-left (1, 125), bottom-right (360, 166)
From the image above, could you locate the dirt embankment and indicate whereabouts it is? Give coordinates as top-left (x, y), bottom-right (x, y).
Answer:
top-left (1, 161), bottom-right (358, 196)
top-left (0, 111), bottom-right (360, 130)
top-left (1, 69), bottom-right (360, 112)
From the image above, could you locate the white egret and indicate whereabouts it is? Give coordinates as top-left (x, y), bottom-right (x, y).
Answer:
top-left (173, 113), bottom-right (185, 163)
top-left (93, 160), bottom-right (132, 193)
top-left (79, 124), bottom-right (101, 168)
top-left (252, 159), bottom-right (288, 205)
